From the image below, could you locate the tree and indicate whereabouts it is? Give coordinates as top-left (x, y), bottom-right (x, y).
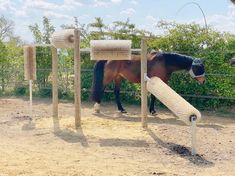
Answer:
top-left (0, 15), bottom-right (14, 41)
top-left (61, 17), bottom-right (90, 48)
top-left (0, 40), bottom-right (23, 92)
top-left (29, 16), bottom-right (55, 88)
top-left (0, 41), bottom-right (8, 91)
top-left (112, 18), bottom-right (135, 36)
top-left (110, 18), bottom-right (151, 48)
top-left (89, 17), bottom-right (106, 39)
top-left (29, 16), bottom-right (55, 44)
top-left (148, 21), bottom-right (235, 108)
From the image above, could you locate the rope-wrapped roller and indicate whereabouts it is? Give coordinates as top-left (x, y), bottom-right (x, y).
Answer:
top-left (51, 29), bottom-right (75, 48)
top-left (90, 40), bottom-right (131, 60)
top-left (23, 46), bottom-right (36, 80)
top-left (147, 77), bottom-right (201, 125)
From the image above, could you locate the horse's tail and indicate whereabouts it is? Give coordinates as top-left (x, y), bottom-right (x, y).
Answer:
top-left (91, 60), bottom-right (107, 103)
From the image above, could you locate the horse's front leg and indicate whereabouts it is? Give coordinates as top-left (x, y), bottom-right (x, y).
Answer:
top-left (114, 77), bottom-right (126, 113)
top-left (149, 94), bottom-right (157, 115)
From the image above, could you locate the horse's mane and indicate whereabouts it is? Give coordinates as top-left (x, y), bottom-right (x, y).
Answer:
top-left (156, 52), bottom-right (194, 70)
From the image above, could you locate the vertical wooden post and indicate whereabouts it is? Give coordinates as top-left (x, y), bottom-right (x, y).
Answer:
top-left (51, 46), bottom-right (58, 120)
top-left (74, 29), bottom-right (81, 128)
top-left (141, 39), bottom-right (148, 128)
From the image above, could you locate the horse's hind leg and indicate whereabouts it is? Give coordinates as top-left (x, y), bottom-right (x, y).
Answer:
top-left (114, 76), bottom-right (126, 113)
top-left (149, 94), bottom-right (157, 115)
top-left (94, 86), bottom-right (106, 113)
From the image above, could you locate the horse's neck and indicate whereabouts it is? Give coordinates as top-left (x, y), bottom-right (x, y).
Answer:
top-left (164, 53), bottom-right (193, 72)
top-left (146, 53), bottom-right (193, 82)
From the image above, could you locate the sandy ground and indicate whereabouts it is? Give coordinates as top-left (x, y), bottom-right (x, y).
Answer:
top-left (0, 97), bottom-right (234, 176)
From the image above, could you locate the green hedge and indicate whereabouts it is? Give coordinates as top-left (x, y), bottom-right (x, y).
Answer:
top-left (1, 23), bottom-right (234, 111)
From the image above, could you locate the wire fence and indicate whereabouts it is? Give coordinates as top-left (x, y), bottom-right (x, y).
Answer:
top-left (1, 46), bottom-right (235, 108)
top-left (2, 68), bottom-right (234, 101)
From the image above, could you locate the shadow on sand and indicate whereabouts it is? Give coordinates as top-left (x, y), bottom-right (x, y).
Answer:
top-left (94, 110), bottom-right (224, 130)
top-left (146, 128), bottom-right (214, 167)
top-left (52, 118), bottom-right (89, 147)
top-left (99, 138), bottom-right (149, 148)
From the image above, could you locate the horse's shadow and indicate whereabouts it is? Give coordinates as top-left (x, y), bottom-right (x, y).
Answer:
top-left (53, 119), bottom-right (89, 147)
top-left (99, 138), bottom-right (149, 148)
top-left (146, 128), bottom-right (214, 167)
top-left (94, 110), bottom-right (224, 130)
top-left (94, 111), bottom-right (185, 124)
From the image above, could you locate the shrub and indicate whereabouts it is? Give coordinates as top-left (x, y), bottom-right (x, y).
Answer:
top-left (14, 85), bottom-right (27, 96)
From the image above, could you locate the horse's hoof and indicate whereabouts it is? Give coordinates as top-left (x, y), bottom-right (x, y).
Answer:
top-left (94, 103), bottom-right (100, 113)
top-left (94, 109), bottom-right (100, 113)
top-left (150, 110), bottom-right (157, 116)
top-left (120, 110), bottom-right (127, 113)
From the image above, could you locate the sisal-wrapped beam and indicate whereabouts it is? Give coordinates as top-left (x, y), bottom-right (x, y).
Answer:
top-left (90, 40), bottom-right (131, 60)
top-left (51, 29), bottom-right (75, 48)
top-left (24, 46), bottom-right (36, 80)
top-left (147, 77), bottom-right (201, 125)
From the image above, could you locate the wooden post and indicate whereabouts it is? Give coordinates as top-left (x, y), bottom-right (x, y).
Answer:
top-left (141, 39), bottom-right (148, 128)
top-left (74, 29), bottom-right (81, 128)
top-left (23, 46), bottom-right (36, 81)
top-left (51, 46), bottom-right (58, 120)
top-left (23, 46), bottom-right (36, 120)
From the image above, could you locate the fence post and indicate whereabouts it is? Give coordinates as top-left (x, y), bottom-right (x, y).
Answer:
top-left (141, 39), bottom-right (148, 128)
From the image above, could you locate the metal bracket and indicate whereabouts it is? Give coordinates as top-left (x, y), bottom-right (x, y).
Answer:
top-left (190, 115), bottom-right (197, 155)
top-left (144, 73), bottom-right (150, 82)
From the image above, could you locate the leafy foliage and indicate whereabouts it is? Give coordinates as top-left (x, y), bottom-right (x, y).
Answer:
top-left (28, 17), bottom-right (55, 88)
top-left (0, 15), bottom-right (14, 41)
top-left (0, 16), bottom-right (234, 110)
top-left (148, 22), bottom-right (235, 109)
top-left (0, 40), bottom-right (23, 92)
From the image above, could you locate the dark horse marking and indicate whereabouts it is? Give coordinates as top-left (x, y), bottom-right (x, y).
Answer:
top-left (91, 52), bottom-right (205, 114)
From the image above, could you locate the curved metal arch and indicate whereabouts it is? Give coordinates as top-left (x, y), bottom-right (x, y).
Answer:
top-left (176, 1), bottom-right (208, 31)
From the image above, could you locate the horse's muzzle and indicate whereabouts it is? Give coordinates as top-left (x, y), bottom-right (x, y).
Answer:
top-left (200, 80), bottom-right (206, 84)
top-left (195, 77), bottom-right (206, 84)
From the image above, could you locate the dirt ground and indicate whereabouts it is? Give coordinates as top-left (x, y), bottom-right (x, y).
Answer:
top-left (0, 97), bottom-right (234, 176)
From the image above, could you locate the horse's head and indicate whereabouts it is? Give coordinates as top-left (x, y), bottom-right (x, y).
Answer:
top-left (189, 58), bottom-right (205, 84)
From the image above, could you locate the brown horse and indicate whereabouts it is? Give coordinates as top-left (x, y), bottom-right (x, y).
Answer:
top-left (91, 52), bottom-right (205, 114)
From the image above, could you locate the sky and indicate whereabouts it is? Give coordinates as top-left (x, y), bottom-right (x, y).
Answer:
top-left (1, 0), bottom-right (235, 43)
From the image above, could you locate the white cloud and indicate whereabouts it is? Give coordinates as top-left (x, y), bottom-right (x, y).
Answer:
top-left (111, 0), bottom-right (122, 3)
top-left (0, 0), bottom-right (83, 18)
top-left (0, 0), bottom-right (14, 11)
top-left (11, 8), bottom-right (27, 17)
top-left (64, 0), bottom-right (83, 7)
top-left (94, 0), bottom-right (122, 7)
top-left (172, 5), bottom-right (235, 35)
top-left (141, 15), bottom-right (164, 36)
top-left (146, 15), bottom-right (158, 25)
top-left (129, 0), bottom-right (138, 5)
top-left (0, 0), bottom-right (9, 10)
top-left (43, 11), bottom-right (73, 20)
top-left (93, 0), bottom-right (109, 7)
top-left (0, 0), bottom-right (27, 17)
top-left (22, 0), bottom-right (83, 11)
top-left (120, 8), bottom-right (136, 16)
top-left (193, 5), bottom-right (235, 34)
